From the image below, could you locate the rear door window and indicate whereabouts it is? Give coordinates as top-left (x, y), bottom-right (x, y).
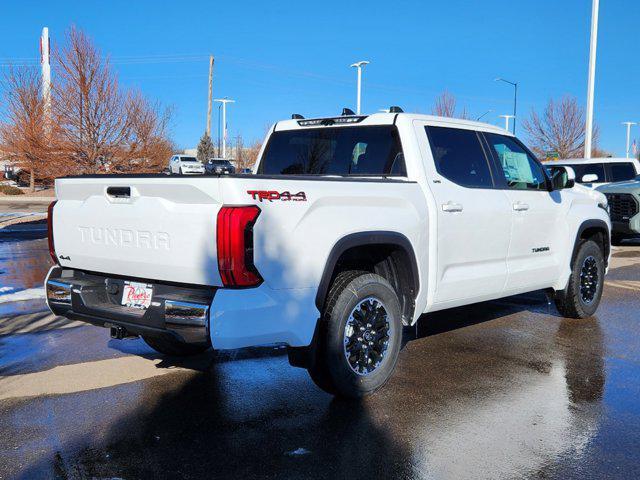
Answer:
top-left (425, 126), bottom-right (494, 188)
top-left (606, 162), bottom-right (636, 182)
top-left (258, 126), bottom-right (405, 176)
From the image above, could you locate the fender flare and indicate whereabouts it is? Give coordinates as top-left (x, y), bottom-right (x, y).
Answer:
top-left (314, 231), bottom-right (419, 311)
top-left (571, 219), bottom-right (610, 266)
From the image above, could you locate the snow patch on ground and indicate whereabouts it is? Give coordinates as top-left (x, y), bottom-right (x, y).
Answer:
top-left (286, 447), bottom-right (311, 456)
top-left (0, 287), bottom-right (46, 303)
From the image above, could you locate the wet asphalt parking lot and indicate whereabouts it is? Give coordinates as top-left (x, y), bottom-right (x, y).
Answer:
top-left (0, 232), bottom-right (639, 480)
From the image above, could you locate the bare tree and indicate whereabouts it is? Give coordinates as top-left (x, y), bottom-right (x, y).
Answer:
top-left (49, 27), bottom-right (173, 174)
top-left (116, 92), bottom-right (173, 172)
top-left (52, 27), bottom-right (133, 173)
top-left (1, 27), bottom-right (173, 183)
top-left (234, 135), bottom-right (245, 169)
top-left (244, 141), bottom-right (262, 170)
top-left (431, 90), bottom-right (469, 119)
top-left (0, 67), bottom-right (63, 190)
top-left (523, 96), bottom-right (600, 159)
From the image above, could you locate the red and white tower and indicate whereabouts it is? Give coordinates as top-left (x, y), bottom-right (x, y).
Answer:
top-left (40, 27), bottom-right (51, 126)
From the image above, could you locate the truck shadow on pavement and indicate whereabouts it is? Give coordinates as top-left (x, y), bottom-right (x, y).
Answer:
top-left (11, 290), bottom-right (609, 480)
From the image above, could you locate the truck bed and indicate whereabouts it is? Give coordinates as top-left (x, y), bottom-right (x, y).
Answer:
top-left (52, 174), bottom-right (418, 287)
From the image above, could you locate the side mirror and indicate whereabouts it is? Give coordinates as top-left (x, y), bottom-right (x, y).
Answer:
top-left (581, 173), bottom-right (599, 183)
top-left (548, 165), bottom-right (575, 190)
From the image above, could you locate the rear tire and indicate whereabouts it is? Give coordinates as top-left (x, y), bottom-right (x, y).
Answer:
top-left (554, 239), bottom-right (605, 319)
top-left (142, 335), bottom-right (210, 356)
top-left (308, 271), bottom-right (402, 398)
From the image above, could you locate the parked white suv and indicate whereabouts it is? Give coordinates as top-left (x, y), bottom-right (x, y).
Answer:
top-left (545, 157), bottom-right (640, 188)
top-left (168, 155), bottom-right (205, 175)
top-left (46, 110), bottom-right (611, 397)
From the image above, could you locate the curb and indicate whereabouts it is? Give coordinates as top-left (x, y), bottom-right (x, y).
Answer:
top-left (0, 197), bottom-right (54, 203)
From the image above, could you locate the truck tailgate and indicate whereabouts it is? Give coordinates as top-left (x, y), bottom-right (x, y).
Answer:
top-left (52, 177), bottom-right (224, 286)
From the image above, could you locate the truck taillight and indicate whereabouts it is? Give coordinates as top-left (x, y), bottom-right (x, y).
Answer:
top-left (47, 200), bottom-right (58, 265)
top-left (216, 206), bottom-right (262, 287)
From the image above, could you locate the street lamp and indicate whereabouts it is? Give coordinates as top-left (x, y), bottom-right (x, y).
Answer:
top-left (584, 0), bottom-right (599, 158)
top-left (495, 77), bottom-right (518, 134)
top-left (350, 60), bottom-right (370, 115)
top-left (499, 114), bottom-right (515, 132)
top-left (214, 97), bottom-right (235, 159)
top-left (622, 122), bottom-right (637, 158)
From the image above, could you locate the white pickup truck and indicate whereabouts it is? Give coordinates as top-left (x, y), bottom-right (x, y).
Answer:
top-left (45, 110), bottom-right (611, 397)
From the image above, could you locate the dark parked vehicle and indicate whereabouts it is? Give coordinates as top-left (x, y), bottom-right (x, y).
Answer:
top-left (205, 159), bottom-right (236, 175)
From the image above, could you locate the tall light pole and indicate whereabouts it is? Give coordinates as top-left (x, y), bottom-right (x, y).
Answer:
top-left (584, 0), bottom-right (599, 159)
top-left (217, 103), bottom-right (222, 157)
top-left (350, 60), bottom-right (369, 115)
top-left (214, 98), bottom-right (235, 159)
top-left (206, 55), bottom-right (215, 137)
top-left (495, 77), bottom-right (517, 134)
top-left (622, 122), bottom-right (637, 158)
top-left (40, 27), bottom-right (51, 132)
top-left (499, 115), bottom-right (515, 132)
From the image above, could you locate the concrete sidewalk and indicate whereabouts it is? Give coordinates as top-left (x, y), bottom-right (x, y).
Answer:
top-left (0, 196), bottom-right (53, 203)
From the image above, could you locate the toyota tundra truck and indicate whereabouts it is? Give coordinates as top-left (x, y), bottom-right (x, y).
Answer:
top-left (45, 109), bottom-right (611, 398)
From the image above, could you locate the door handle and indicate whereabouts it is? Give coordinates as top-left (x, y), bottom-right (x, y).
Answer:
top-left (442, 201), bottom-right (463, 213)
top-left (513, 202), bottom-right (529, 211)
top-left (106, 186), bottom-right (131, 198)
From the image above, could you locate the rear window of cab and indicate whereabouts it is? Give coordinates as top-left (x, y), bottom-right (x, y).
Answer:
top-left (258, 126), bottom-right (406, 176)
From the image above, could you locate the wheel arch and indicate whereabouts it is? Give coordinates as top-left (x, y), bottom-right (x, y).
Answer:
top-left (572, 219), bottom-right (610, 267)
top-left (315, 231), bottom-right (420, 324)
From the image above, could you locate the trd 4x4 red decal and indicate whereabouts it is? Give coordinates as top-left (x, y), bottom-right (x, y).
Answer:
top-left (247, 190), bottom-right (307, 202)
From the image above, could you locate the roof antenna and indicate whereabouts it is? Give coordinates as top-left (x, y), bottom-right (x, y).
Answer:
top-left (291, 114), bottom-right (304, 119)
top-left (342, 107), bottom-right (356, 116)
top-left (389, 106), bottom-right (404, 113)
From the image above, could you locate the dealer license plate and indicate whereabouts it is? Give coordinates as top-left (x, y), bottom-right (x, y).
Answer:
top-left (121, 281), bottom-right (153, 309)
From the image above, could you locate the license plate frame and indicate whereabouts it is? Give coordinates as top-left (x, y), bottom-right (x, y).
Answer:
top-left (121, 281), bottom-right (153, 310)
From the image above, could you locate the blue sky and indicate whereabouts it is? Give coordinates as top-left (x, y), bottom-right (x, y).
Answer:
top-left (1, 0), bottom-right (638, 155)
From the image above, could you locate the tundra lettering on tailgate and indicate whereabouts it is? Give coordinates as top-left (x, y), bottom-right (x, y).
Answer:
top-left (247, 190), bottom-right (307, 202)
top-left (78, 226), bottom-right (170, 250)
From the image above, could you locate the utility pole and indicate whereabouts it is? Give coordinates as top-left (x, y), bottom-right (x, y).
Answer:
top-left (214, 98), bottom-right (235, 159)
top-left (206, 55), bottom-right (214, 137)
top-left (499, 114), bottom-right (515, 132)
top-left (350, 60), bottom-right (369, 115)
top-left (40, 27), bottom-right (51, 132)
top-left (622, 122), bottom-right (637, 158)
top-left (584, 0), bottom-right (599, 159)
top-left (235, 134), bottom-right (242, 167)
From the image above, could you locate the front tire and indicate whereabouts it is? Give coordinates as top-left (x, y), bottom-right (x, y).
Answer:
top-left (142, 335), bottom-right (210, 356)
top-left (307, 271), bottom-right (402, 398)
top-left (554, 239), bottom-right (605, 318)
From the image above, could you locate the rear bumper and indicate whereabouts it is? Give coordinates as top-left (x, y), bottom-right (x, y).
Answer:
top-left (45, 267), bottom-right (320, 350)
top-left (45, 266), bottom-right (214, 346)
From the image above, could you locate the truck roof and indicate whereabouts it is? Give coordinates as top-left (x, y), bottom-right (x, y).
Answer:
top-left (545, 157), bottom-right (640, 165)
top-left (274, 112), bottom-right (512, 136)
